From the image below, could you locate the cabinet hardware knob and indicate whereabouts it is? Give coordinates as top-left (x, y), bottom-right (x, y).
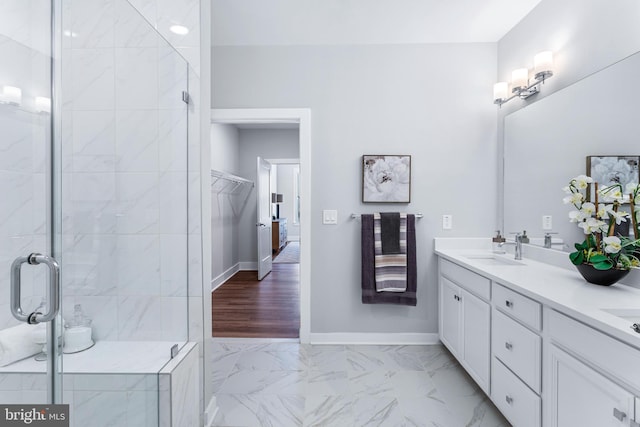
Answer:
top-left (613, 408), bottom-right (626, 421)
top-left (505, 300), bottom-right (513, 308)
top-left (505, 342), bottom-right (513, 350)
top-left (505, 395), bottom-right (513, 404)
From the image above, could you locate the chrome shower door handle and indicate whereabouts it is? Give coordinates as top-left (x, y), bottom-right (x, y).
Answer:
top-left (10, 253), bottom-right (60, 324)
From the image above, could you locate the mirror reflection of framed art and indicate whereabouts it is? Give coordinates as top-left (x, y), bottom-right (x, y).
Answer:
top-left (587, 155), bottom-right (639, 201)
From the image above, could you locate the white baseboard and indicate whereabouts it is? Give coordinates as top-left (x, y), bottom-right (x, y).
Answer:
top-left (204, 396), bottom-right (218, 427)
top-left (288, 235), bottom-right (300, 242)
top-left (211, 263), bottom-right (240, 292)
top-left (308, 332), bottom-right (440, 345)
top-left (239, 261), bottom-right (258, 270)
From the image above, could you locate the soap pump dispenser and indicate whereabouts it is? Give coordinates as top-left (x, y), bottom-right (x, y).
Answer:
top-left (521, 230), bottom-right (530, 244)
top-left (492, 230), bottom-right (506, 253)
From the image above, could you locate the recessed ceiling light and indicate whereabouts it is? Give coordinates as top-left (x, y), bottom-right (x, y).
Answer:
top-left (63, 30), bottom-right (78, 38)
top-left (169, 25), bottom-right (189, 35)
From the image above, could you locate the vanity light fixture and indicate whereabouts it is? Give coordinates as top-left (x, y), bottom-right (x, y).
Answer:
top-left (169, 25), bottom-right (189, 35)
top-left (1, 85), bottom-right (22, 106)
top-left (493, 51), bottom-right (554, 106)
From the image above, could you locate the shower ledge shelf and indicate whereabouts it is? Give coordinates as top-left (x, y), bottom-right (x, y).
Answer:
top-left (0, 341), bottom-right (191, 375)
top-left (211, 169), bottom-right (254, 194)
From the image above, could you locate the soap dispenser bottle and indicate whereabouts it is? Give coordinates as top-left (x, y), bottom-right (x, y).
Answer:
top-left (521, 230), bottom-right (530, 244)
top-left (492, 230), bottom-right (506, 253)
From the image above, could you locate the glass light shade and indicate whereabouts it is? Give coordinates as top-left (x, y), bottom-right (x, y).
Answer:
top-left (511, 68), bottom-right (529, 92)
top-left (534, 51), bottom-right (554, 79)
top-left (169, 25), bottom-right (189, 35)
top-left (2, 86), bottom-right (22, 105)
top-left (35, 96), bottom-right (51, 113)
top-left (493, 82), bottom-right (509, 103)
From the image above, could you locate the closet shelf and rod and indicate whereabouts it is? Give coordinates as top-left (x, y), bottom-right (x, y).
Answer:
top-left (351, 213), bottom-right (423, 219)
top-left (211, 169), bottom-right (254, 195)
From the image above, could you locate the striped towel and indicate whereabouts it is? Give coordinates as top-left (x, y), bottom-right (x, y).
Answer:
top-left (374, 213), bottom-right (407, 292)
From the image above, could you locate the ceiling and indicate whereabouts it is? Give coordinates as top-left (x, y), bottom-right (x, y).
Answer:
top-left (212, 0), bottom-right (542, 46)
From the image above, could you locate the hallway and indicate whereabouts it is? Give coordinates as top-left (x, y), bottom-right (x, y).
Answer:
top-left (212, 263), bottom-right (300, 338)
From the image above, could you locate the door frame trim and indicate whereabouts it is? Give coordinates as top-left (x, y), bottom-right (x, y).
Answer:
top-left (211, 108), bottom-right (311, 343)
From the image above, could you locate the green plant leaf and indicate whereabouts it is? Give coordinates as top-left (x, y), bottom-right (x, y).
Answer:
top-left (569, 251), bottom-right (584, 265)
top-left (589, 254), bottom-right (609, 263)
top-left (592, 260), bottom-right (613, 270)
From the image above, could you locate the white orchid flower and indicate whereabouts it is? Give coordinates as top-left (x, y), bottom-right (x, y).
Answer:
top-left (562, 186), bottom-right (572, 194)
top-left (563, 192), bottom-right (584, 206)
top-left (609, 209), bottom-right (629, 225)
top-left (603, 236), bottom-right (622, 254)
top-left (599, 185), bottom-right (624, 202)
top-left (578, 217), bottom-right (608, 234)
top-left (580, 202), bottom-right (596, 216)
top-left (597, 205), bottom-right (610, 219)
top-left (571, 175), bottom-right (593, 190)
top-left (568, 210), bottom-right (587, 223)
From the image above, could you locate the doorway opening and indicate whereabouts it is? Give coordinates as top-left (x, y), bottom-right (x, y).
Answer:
top-left (209, 109), bottom-right (311, 341)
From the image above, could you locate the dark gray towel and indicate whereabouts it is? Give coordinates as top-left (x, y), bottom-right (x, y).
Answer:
top-left (361, 214), bottom-right (417, 306)
top-left (380, 212), bottom-right (401, 254)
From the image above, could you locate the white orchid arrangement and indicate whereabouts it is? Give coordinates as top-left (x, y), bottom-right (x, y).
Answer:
top-left (564, 175), bottom-right (640, 270)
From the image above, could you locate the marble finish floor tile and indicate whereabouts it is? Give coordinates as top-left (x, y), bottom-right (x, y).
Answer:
top-left (212, 340), bottom-right (510, 427)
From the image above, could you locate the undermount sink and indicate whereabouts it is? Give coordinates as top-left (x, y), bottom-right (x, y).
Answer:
top-left (601, 308), bottom-right (640, 325)
top-left (463, 254), bottom-right (524, 266)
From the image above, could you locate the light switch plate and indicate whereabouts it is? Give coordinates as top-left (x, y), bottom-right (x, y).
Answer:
top-left (323, 209), bottom-right (338, 225)
top-left (442, 214), bottom-right (453, 230)
top-left (542, 215), bottom-right (552, 230)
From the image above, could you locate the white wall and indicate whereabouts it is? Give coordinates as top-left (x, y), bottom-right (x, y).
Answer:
top-left (236, 128), bottom-right (299, 263)
top-left (210, 124), bottom-right (241, 284)
top-left (213, 43), bottom-right (497, 334)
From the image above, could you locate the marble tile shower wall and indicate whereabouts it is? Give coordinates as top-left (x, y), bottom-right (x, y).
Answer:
top-left (60, 0), bottom-right (190, 342)
top-left (0, 1), bottom-right (51, 330)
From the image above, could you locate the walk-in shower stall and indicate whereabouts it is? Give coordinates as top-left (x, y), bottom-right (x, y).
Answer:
top-left (0, 1), bottom-right (197, 425)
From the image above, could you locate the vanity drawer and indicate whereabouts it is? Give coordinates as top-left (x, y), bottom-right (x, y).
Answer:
top-left (493, 282), bottom-right (542, 331)
top-left (491, 357), bottom-right (541, 427)
top-left (548, 309), bottom-right (640, 392)
top-left (440, 259), bottom-right (490, 300)
top-left (492, 309), bottom-right (542, 393)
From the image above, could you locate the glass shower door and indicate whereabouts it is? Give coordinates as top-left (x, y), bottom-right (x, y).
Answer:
top-left (0, 0), bottom-right (64, 404)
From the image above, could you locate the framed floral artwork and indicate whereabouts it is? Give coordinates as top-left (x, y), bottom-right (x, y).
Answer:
top-left (362, 155), bottom-right (411, 203)
top-left (586, 155), bottom-right (639, 201)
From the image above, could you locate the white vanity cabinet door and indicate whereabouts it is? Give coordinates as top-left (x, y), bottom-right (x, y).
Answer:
top-left (439, 276), bottom-right (461, 356)
top-left (439, 275), bottom-right (490, 393)
top-left (461, 288), bottom-right (490, 392)
top-left (548, 344), bottom-right (635, 427)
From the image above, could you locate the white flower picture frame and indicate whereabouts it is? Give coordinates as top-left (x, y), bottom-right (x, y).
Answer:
top-left (362, 155), bottom-right (411, 203)
top-left (587, 155), bottom-right (639, 202)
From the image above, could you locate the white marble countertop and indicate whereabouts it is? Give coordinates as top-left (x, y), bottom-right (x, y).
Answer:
top-left (434, 238), bottom-right (640, 350)
top-left (0, 341), bottom-right (187, 374)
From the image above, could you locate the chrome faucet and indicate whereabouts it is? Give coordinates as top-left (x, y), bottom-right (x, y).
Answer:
top-left (500, 232), bottom-right (523, 260)
top-left (513, 233), bottom-right (523, 260)
top-left (544, 232), bottom-right (558, 249)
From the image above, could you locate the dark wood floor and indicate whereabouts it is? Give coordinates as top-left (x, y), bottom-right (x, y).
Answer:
top-left (212, 263), bottom-right (300, 338)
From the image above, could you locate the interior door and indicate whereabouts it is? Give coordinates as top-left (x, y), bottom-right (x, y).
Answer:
top-left (0, 0), bottom-right (63, 403)
top-left (257, 157), bottom-right (273, 280)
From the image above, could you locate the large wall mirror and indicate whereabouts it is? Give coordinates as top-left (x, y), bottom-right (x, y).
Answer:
top-left (503, 51), bottom-right (640, 250)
